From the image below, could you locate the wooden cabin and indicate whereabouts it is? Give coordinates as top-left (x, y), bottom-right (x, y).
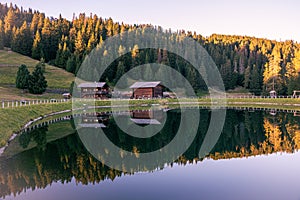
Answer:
top-left (130, 81), bottom-right (163, 99)
top-left (78, 82), bottom-right (109, 99)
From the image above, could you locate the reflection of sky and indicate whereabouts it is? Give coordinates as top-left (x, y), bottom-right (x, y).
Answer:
top-left (5, 152), bottom-right (300, 200)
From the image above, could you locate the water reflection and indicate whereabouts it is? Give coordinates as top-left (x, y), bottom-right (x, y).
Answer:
top-left (0, 109), bottom-right (300, 199)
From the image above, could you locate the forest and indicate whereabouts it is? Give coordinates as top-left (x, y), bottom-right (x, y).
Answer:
top-left (1, 3), bottom-right (300, 95)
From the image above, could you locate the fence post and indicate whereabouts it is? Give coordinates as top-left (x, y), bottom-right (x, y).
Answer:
top-left (2, 101), bottom-right (4, 108)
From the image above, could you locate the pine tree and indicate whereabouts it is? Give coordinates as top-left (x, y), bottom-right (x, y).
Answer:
top-left (114, 61), bottom-right (125, 84)
top-left (66, 55), bottom-right (76, 73)
top-left (74, 30), bottom-right (85, 56)
top-left (37, 58), bottom-right (46, 73)
top-left (292, 48), bottom-right (300, 73)
top-left (87, 33), bottom-right (96, 53)
top-left (16, 64), bottom-right (30, 89)
top-left (16, 21), bottom-right (33, 56)
top-left (30, 13), bottom-right (39, 34)
top-left (3, 8), bottom-right (16, 47)
top-left (32, 30), bottom-right (42, 59)
top-left (263, 46), bottom-right (283, 93)
top-left (0, 20), bottom-right (4, 49)
top-left (249, 65), bottom-right (262, 95)
top-left (28, 65), bottom-right (48, 94)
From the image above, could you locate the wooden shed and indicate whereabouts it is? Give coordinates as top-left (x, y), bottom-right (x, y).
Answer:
top-left (78, 82), bottom-right (109, 99)
top-left (130, 81), bottom-right (163, 99)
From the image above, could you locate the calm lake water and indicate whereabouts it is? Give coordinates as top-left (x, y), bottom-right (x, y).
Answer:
top-left (1, 109), bottom-right (300, 200)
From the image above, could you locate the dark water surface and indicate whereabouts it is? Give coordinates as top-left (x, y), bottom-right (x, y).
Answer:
top-left (1, 109), bottom-right (300, 200)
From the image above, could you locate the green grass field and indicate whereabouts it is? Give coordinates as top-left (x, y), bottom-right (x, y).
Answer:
top-left (0, 50), bottom-right (75, 100)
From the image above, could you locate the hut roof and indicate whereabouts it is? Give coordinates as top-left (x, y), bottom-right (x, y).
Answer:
top-left (129, 81), bottom-right (161, 89)
top-left (78, 82), bottom-right (107, 88)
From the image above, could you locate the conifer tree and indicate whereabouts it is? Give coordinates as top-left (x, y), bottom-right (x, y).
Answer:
top-left (249, 65), bottom-right (262, 95)
top-left (0, 20), bottom-right (4, 49)
top-left (16, 64), bottom-right (30, 89)
top-left (32, 30), bottom-right (42, 59)
top-left (28, 65), bottom-right (48, 94)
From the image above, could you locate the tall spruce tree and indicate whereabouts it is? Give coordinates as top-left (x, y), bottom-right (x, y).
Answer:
top-left (16, 64), bottom-right (30, 89)
top-left (32, 30), bottom-right (42, 59)
top-left (28, 65), bottom-right (47, 94)
top-left (0, 20), bottom-right (4, 49)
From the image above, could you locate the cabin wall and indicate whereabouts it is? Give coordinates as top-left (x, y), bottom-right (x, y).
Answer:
top-left (133, 88), bottom-right (153, 99)
top-left (133, 86), bottom-right (163, 99)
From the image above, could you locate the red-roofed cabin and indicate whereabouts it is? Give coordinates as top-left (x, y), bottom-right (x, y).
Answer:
top-left (130, 81), bottom-right (163, 99)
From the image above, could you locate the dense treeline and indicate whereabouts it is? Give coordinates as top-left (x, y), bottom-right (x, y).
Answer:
top-left (1, 3), bottom-right (300, 95)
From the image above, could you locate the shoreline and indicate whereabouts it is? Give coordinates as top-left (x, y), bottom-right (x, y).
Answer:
top-left (0, 98), bottom-right (299, 149)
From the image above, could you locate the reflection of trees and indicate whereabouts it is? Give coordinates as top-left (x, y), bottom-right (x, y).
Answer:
top-left (0, 110), bottom-right (300, 198)
top-left (19, 126), bottom-right (48, 150)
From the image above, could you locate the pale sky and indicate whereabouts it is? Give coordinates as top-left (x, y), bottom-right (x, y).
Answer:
top-left (2, 0), bottom-right (300, 42)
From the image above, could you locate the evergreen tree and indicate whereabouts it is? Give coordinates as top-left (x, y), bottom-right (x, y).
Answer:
top-left (249, 65), bottom-right (262, 95)
top-left (74, 30), bottom-right (85, 56)
top-left (16, 64), bottom-right (30, 89)
top-left (292, 49), bottom-right (300, 73)
top-left (12, 21), bottom-right (32, 56)
top-left (3, 8), bottom-right (16, 47)
top-left (37, 58), bottom-right (46, 73)
top-left (55, 36), bottom-right (70, 68)
top-left (32, 30), bottom-right (42, 59)
top-left (263, 46), bottom-right (283, 93)
top-left (66, 55), bottom-right (76, 73)
top-left (28, 65), bottom-right (48, 94)
top-left (114, 61), bottom-right (125, 84)
top-left (0, 20), bottom-right (4, 49)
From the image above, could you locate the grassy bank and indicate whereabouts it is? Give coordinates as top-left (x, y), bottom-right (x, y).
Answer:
top-left (0, 102), bottom-right (71, 147)
top-left (0, 50), bottom-right (74, 100)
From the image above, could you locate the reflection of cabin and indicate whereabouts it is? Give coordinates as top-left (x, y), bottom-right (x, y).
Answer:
top-left (78, 82), bottom-right (109, 99)
top-left (292, 90), bottom-right (300, 98)
top-left (294, 111), bottom-right (300, 117)
top-left (62, 93), bottom-right (71, 99)
top-left (130, 109), bottom-right (164, 125)
top-left (130, 81), bottom-right (163, 99)
top-left (269, 109), bottom-right (277, 116)
top-left (79, 112), bottom-right (110, 128)
top-left (270, 90), bottom-right (277, 98)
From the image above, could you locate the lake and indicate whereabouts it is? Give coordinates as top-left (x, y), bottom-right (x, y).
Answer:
top-left (0, 109), bottom-right (300, 200)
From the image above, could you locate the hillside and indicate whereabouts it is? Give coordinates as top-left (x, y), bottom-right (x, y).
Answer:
top-left (0, 3), bottom-right (300, 96)
top-left (0, 49), bottom-right (74, 100)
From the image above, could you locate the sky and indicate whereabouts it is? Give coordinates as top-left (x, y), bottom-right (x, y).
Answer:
top-left (2, 0), bottom-right (300, 42)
